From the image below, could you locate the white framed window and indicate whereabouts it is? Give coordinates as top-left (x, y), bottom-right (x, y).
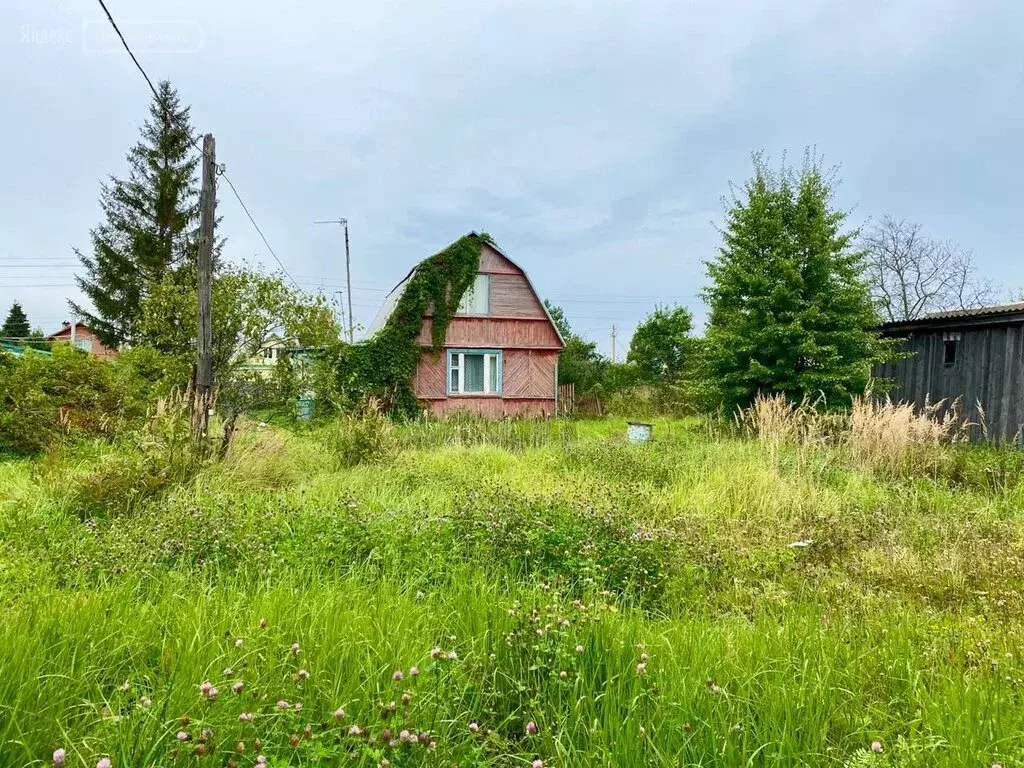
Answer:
top-left (456, 274), bottom-right (491, 316)
top-left (447, 349), bottom-right (502, 394)
top-left (74, 338), bottom-right (93, 353)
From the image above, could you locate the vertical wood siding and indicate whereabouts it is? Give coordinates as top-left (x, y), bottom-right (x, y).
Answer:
top-left (875, 323), bottom-right (1024, 442)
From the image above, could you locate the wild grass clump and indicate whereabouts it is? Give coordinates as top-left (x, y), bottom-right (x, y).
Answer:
top-left (319, 407), bottom-right (399, 468)
top-left (849, 394), bottom-right (971, 476)
top-left (38, 392), bottom-right (205, 520)
top-left (739, 392), bottom-right (981, 480)
top-left (397, 412), bottom-right (578, 452)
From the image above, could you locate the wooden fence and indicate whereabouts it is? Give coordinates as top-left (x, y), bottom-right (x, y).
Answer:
top-left (558, 384), bottom-right (602, 417)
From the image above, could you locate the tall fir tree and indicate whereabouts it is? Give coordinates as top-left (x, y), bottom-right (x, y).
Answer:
top-left (1, 303), bottom-right (30, 339)
top-left (71, 81), bottom-right (201, 349)
top-left (703, 152), bottom-right (892, 408)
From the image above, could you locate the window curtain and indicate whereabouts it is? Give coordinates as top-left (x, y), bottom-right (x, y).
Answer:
top-left (464, 354), bottom-right (485, 392)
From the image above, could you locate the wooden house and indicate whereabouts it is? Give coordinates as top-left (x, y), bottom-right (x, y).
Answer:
top-left (47, 322), bottom-right (118, 360)
top-left (368, 234), bottom-right (565, 417)
top-left (875, 302), bottom-right (1024, 442)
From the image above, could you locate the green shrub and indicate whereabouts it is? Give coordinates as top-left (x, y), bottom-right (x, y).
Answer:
top-left (44, 395), bottom-right (204, 520)
top-left (0, 346), bottom-right (123, 454)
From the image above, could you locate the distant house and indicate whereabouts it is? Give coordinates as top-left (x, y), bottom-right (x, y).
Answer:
top-left (368, 234), bottom-right (565, 418)
top-left (237, 335), bottom-right (292, 378)
top-left (47, 322), bottom-right (118, 360)
top-left (875, 302), bottom-right (1024, 442)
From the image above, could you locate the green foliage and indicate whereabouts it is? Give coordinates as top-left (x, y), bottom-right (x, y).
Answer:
top-left (0, 345), bottom-right (124, 454)
top-left (544, 299), bottom-right (608, 393)
top-left (47, 395), bottom-right (203, 520)
top-left (320, 408), bottom-right (399, 468)
top-left (1, 302), bottom-right (30, 339)
top-left (704, 151), bottom-right (894, 409)
top-left (627, 304), bottom-right (694, 382)
top-left (71, 81), bottom-right (212, 350)
top-left (3, 418), bottom-right (1024, 764)
top-left (330, 233), bottom-right (487, 414)
top-left (0, 344), bottom-right (185, 456)
top-left (139, 262), bottom-right (340, 388)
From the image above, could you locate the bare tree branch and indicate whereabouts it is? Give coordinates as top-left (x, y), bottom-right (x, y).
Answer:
top-left (862, 216), bottom-right (995, 321)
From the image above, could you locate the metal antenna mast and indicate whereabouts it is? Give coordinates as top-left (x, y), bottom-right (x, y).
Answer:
top-left (314, 218), bottom-right (353, 342)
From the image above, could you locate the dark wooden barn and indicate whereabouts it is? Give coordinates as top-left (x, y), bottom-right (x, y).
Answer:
top-left (875, 302), bottom-right (1024, 442)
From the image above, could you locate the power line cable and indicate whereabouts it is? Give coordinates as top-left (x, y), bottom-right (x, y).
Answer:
top-left (92, 0), bottom-right (301, 292)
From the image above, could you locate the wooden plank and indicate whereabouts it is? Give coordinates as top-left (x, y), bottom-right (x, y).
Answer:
top-left (490, 273), bottom-right (546, 317)
top-left (478, 244), bottom-right (522, 275)
top-left (425, 397), bottom-right (556, 418)
top-left (419, 317), bottom-right (562, 348)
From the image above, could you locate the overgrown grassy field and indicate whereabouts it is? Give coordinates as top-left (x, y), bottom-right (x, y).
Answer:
top-left (2, 412), bottom-right (1023, 767)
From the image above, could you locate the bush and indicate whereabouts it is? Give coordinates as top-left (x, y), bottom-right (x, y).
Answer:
top-left (0, 346), bottom-right (124, 454)
top-left (41, 392), bottom-right (205, 520)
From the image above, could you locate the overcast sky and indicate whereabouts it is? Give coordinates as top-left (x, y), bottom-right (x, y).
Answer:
top-left (3, 0), bottom-right (1023, 355)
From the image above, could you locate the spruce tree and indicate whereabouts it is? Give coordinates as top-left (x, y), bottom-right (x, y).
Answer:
top-left (703, 152), bottom-right (891, 408)
top-left (71, 81), bottom-right (201, 349)
top-left (2, 303), bottom-right (30, 339)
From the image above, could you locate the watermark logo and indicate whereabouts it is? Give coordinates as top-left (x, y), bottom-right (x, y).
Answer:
top-left (82, 20), bottom-right (203, 54)
top-left (20, 25), bottom-right (73, 47)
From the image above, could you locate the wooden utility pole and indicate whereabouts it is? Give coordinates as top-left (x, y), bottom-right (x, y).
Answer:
top-left (193, 133), bottom-right (216, 438)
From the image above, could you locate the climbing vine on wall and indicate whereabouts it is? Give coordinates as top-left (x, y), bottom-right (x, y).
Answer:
top-left (325, 232), bottom-right (489, 415)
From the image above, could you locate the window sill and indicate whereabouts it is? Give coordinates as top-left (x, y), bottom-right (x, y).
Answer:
top-left (446, 392), bottom-right (503, 398)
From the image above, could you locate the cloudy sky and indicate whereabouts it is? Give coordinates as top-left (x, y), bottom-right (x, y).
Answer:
top-left (3, 0), bottom-right (1023, 355)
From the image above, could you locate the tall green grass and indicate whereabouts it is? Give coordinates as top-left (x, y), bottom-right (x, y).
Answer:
top-left (1, 416), bottom-right (1023, 766)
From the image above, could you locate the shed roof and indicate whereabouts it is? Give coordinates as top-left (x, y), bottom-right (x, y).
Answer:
top-left (365, 233), bottom-right (565, 346)
top-left (880, 301), bottom-right (1024, 333)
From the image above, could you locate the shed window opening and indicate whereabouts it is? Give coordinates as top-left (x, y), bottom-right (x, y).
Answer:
top-left (456, 274), bottom-right (491, 315)
top-left (942, 332), bottom-right (961, 367)
top-left (447, 350), bottom-right (502, 394)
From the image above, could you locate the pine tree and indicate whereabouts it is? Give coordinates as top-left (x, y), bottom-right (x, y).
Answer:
top-left (703, 152), bottom-right (892, 408)
top-left (1, 303), bottom-right (30, 339)
top-left (71, 81), bottom-right (201, 349)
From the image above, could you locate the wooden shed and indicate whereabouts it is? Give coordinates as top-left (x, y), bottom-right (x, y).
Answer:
top-left (875, 302), bottom-right (1024, 442)
top-left (367, 234), bottom-right (565, 418)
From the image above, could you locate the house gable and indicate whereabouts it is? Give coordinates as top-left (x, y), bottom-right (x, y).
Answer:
top-left (414, 239), bottom-right (564, 350)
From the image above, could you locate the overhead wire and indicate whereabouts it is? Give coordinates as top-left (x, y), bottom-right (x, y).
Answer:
top-left (92, 0), bottom-right (301, 291)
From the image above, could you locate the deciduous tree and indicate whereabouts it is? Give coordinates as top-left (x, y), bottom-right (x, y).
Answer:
top-left (862, 215), bottom-right (994, 322)
top-left (627, 305), bottom-right (694, 382)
